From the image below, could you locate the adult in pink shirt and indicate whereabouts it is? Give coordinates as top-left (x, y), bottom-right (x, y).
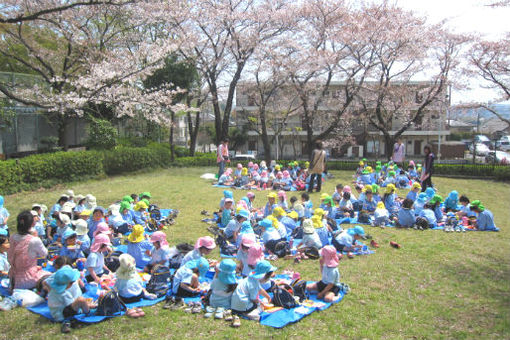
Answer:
top-left (391, 138), bottom-right (405, 165)
top-left (8, 211), bottom-right (49, 291)
top-left (217, 138), bottom-right (230, 179)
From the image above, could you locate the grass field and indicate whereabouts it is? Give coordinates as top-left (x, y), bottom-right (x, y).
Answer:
top-left (0, 167), bottom-right (509, 340)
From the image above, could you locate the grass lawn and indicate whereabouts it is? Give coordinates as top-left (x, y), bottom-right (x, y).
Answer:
top-left (0, 167), bottom-right (509, 340)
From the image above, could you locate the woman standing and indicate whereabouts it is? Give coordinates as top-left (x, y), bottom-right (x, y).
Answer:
top-left (8, 211), bottom-right (49, 291)
top-left (420, 145), bottom-right (435, 191)
top-left (308, 141), bottom-right (327, 193)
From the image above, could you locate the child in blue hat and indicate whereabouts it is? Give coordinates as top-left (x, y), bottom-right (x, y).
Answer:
top-left (260, 218), bottom-right (282, 252)
top-left (47, 266), bottom-right (96, 322)
top-left (444, 190), bottom-right (459, 212)
top-left (59, 230), bottom-right (85, 263)
top-left (219, 190), bottom-right (234, 211)
top-left (172, 257), bottom-right (210, 298)
top-left (0, 232), bottom-right (10, 277)
top-left (0, 196), bottom-right (10, 236)
top-left (205, 259), bottom-right (238, 320)
top-left (231, 260), bottom-right (274, 323)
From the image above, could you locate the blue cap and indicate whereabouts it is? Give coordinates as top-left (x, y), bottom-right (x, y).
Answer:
top-left (218, 259), bottom-right (237, 285)
top-left (250, 260), bottom-right (277, 279)
top-left (347, 225), bottom-right (365, 236)
top-left (62, 229), bottom-right (77, 242)
top-left (186, 257), bottom-right (210, 277)
top-left (425, 187), bottom-right (436, 199)
top-left (241, 197), bottom-right (250, 205)
top-left (0, 195), bottom-right (3, 208)
top-left (240, 221), bottom-right (254, 234)
top-left (50, 266), bottom-right (80, 293)
top-left (237, 209), bottom-right (250, 219)
top-left (223, 190), bottom-right (233, 199)
top-left (259, 218), bottom-right (273, 229)
top-left (0, 228), bottom-right (7, 236)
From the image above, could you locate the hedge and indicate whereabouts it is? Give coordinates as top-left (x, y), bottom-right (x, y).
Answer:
top-left (1, 149), bottom-right (508, 195)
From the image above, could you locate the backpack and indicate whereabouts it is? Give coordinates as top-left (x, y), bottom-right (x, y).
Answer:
top-left (95, 290), bottom-right (127, 316)
top-left (272, 284), bottom-right (297, 309)
top-left (150, 208), bottom-right (161, 221)
top-left (415, 217), bottom-right (429, 229)
top-left (273, 240), bottom-right (290, 258)
top-left (148, 204), bottom-right (159, 213)
top-left (291, 279), bottom-right (309, 302)
top-left (291, 226), bottom-right (303, 239)
top-left (303, 247), bottom-right (320, 260)
top-left (46, 243), bottom-right (60, 260)
top-left (168, 253), bottom-right (184, 269)
top-left (104, 250), bottom-right (123, 272)
top-left (358, 212), bottom-right (370, 224)
top-left (216, 233), bottom-right (237, 256)
top-left (146, 264), bottom-right (172, 297)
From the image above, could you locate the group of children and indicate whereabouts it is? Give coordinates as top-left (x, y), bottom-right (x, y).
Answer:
top-left (217, 160), bottom-right (326, 191)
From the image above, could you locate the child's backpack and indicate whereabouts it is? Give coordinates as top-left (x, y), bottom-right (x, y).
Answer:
top-left (272, 284), bottom-right (297, 309)
top-left (148, 204), bottom-right (159, 213)
top-left (273, 240), bottom-right (290, 258)
top-left (215, 233), bottom-right (237, 256)
top-left (303, 247), bottom-right (320, 260)
top-left (291, 279), bottom-right (309, 302)
top-left (168, 243), bottom-right (194, 269)
top-left (291, 225), bottom-right (303, 239)
top-left (358, 212), bottom-right (370, 224)
top-left (95, 290), bottom-right (127, 316)
top-left (46, 243), bottom-right (60, 260)
top-left (146, 264), bottom-right (172, 297)
top-left (150, 208), bottom-right (161, 221)
top-left (415, 216), bottom-right (429, 229)
top-left (104, 250), bottom-right (123, 272)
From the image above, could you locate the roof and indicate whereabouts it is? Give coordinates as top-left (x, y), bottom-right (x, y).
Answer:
top-left (446, 119), bottom-right (475, 128)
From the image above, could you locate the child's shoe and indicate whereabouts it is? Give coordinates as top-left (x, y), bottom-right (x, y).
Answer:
top-left (171, 297), bottom-right (185, 311)
top-left (370, 240), bottom-right (379, 248)
top-left (214, 307), bottom-right (225, 319)
top-left (390, 241), bottom-right (401, 249)
top-left (0, 297), bottom-right (17, 311)
top-left (224, 309), bottom-right (233, 321)
top-left (191, 302), bottom-right (202, 314)
top-left (145, 293), bottom-right (157, 300)
top-left (346, 252), bottom-right (354, 259)
top-left (163, 296), bottom-right (175, 309)
top-left (61, 321), bottom-right (72, 333)
top-left (204, 306), bottom-right (215, 318)
top-left (231, 315), bottom-right (241, 328)
top-left (246, 309), bottom-right (260, 321)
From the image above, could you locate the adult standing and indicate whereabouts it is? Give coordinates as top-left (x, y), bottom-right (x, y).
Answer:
top-left (391, 138), bottom-right (405, 166)
top-left (308, 140), bottom-right (327, 193)
top-left (420, 145), bottom-right (435, 191)
top-left (216, 138), bottom-right (230, 179)
top-left (8, 210), bottom-right (49, 291)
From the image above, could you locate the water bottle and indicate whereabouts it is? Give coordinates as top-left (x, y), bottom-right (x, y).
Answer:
top-left (289, 237), bottom-right (294, 249)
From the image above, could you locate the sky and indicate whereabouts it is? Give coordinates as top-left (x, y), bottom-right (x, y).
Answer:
top-left (396, 0), bottom-right (510, 104)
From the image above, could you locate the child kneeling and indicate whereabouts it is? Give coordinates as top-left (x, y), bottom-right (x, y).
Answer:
top-left (307, 246), bottom-right (341, 302)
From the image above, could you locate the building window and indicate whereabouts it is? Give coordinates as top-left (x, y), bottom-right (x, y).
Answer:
top-left (248, 140), bottom-right (256, 151)
top-left (367, 140), bottom-right (380, 154)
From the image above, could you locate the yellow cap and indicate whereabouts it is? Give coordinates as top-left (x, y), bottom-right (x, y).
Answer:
top-left (320, 193), bottom-right (329, 200)
top-left (288, 211), bottom-right (298, 219)
top-left (267, 192), bottom-right (277, 199)
top-left (385, 184), bottom-right (396, 194)
top-left (134, 201), bottom-right (148, 211)
top-left (314, 208), bottom-right (325, 217)
top-left (272, 207), bottom-right (287, 217)
top-left (376, 202), bottom-right (386, 210)
top-left (127, 224), bottom-right (145, 243)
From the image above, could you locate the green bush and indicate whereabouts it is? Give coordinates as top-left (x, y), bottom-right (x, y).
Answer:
top-left (86, 119), bottom-right (118, 150)
top-left (103, 147), bottom-right (173, 175)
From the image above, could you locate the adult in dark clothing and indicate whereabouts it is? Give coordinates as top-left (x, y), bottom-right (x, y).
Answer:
top-left (420, 145), bottom-right (434, 191)
top-left (308, 141), bottom-right (326, 193)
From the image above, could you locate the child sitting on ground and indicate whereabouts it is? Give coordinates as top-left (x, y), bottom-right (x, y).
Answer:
top-left (59, 230), bottom-right (85, 263)
top-left (332, 226), bottom-right (365, 258)
top-left (338, 192), bottom-right (354, 218)
top-left (85, 234), bottom-right (112, 283)
top-left (126, 224), bottom-right (152, 269)
top-left (145, 231), bottom-right (172, 272)
top-left (301, 192), bottom-right (313, 218)
top-left (277, 191), bottom-right (288, 210)
top-left (469, 200), bottom-right (498, 231)
top-left (373, 202), bottom-right (390, 227)
top-left (218, 169), bottom-right (234, 186)
top-left (221, 199), bottom-right (234, 227)
top-left (444, 191), bottom-right (459, 212)
top-left (132, 201), bottom-right (148, 227)
top-left (205, 259), bottom-right (237, 321)
top-left (429, 195), bottom-right (444, 223)
top-left (236, 234), bottom-right (256, 277)
top-left (172, 257), bottom-right (210, 298)
top-left (182, 236), bottom-right (216, 266)
top-left (406, 182), bottom-right (421, 202)
top-left (397, 198), bottom-right (416, 228)
top-left (87, 207), bottom-right (106, 239)
top-left (0, 233), bottom-right (10, 277)
top-left (332, 184), bottom-right (343, 203)
top-left (306, 245), bottom-right (341, 302)
top-left (297, 219), bottom-right (322, 252)
top-left (225, 210), bottom-right (248, 243)
top-left (115, 254), bottom-right (157, 303)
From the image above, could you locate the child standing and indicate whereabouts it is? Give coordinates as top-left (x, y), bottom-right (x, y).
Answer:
top-left (306, 245), bottom-right (341, 302)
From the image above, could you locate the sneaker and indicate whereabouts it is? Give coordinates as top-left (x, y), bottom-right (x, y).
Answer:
top-left (0, 297), bottom-right (17, 311)
top-left (163, 296), bottom-right (175, 309)
top-left (191, 302), bottom-right (202, 314)
top-left (231, 315), bottom-right (241, 328)
top-left (224, 309), bottom-right (233, 321)
top-left (61, 321), bottom-right (72, 334)
top-left (390, 241), bottom-right (401, 249)
top-left (201, 210), bottom-right (210, 216)
top-left (370, 240), bottom-right (379, 248)
top-left (204, 306), bottom-right (215, 318)
top-left (214, 307), bottom-right (225, 319)
top-left (170, 297), bottom-right (185, 311)
top-left (246, 309), bottom-right (260, 321)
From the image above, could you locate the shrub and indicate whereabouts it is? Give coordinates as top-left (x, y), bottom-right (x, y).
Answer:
top-left (86, 119), bottom-right (117, 150)
top-left (102, 147), bottom-right (172, 175)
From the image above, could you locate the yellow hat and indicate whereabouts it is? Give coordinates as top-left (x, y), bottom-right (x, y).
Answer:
top-left (288, 211), bottom-right (298, 219)
top-left (272, 207), bottom-right (287, 217)
top-left (241, 167), bottom-right (248, 176)
top-left (314, 208), bottom-right (325, 217)
top-left (266, 215), bottom-right (280, 229)
top-left (267, 192), bottom-right (277, 199)
top-left (275, 165), bottom-right (281, 171)
top-left (134, 201), bottom-right (148, 211)
top-left (412, 182), bottom-right (422, 190)
top-left (127, 224), bottom-right (145, 243)
top-left (359, 161), bottom-right (364, 166)
top-left (320, 193), bottom-right (329, 200)
top-left (366, 166), bottom-right (373, 173)
top-left (385, 184), bottom-right (396, 194)
top-left (80, 209), bottom-right (92, 217)
top-left (311, 215), bottom-right (322, 228)
top-left (376, 202), bottom-right (386, 210)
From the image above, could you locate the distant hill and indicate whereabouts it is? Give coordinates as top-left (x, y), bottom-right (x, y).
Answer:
top-left (450, 103), bottom-right (510, 124)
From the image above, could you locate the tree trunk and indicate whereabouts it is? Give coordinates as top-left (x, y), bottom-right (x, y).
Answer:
top-left (384, 134), bottom-right (394, 161)
top-left (187, 110), bottom-right (200, 157)
top-left (169, 111), bottom-right (175, 161)
top-left (57, 116), bottom-right (69, 151)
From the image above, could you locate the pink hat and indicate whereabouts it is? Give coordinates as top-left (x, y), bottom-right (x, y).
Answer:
top-left (150, 231), bottom-right (169, 246)
top-left (225, 168), bottom-right (232, 175)
top-left (278, 190), bottom-right (287, 201)
top-left (195, 236), bottom-right (216, 250)
top-left (343, 185), bottom-right (352, 193)
top-left (276, 171), bottom-right (283, 178)
top-left (261, 171), bottom-right (268, 177)
top-left (90, 233), bottom-right (112, 253)
top-left (93, 222), bottom-right (111, 238)
top-left (224, 198), bottom-right (234, 204)
top-left (246, 192), bottom-right (255, 199)
top-left (253, 164), bottom-right (259, 170)
top-left (248, 161), bottom-right (254, 167)
top-left (237, 163), bottom-right (243, 169)
top-left (240, 233), bottom-right (256, 248)
top-left (251, 171), bottom-right (258, 177)
top-left (320, 245), bottom-right (339, 268)
top-left (282, 170), bottom-right (290, 178)
top-left (247, 244), bottom-right (264, 266)
top-left (409, 160), bottom-right (415, 167)
top-left (237, 200), bottom-right (248, 210)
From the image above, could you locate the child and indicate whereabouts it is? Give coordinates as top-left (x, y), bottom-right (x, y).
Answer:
top-left (332, 184), bottom-right (344, 203)
top-left (92, 222), bottom-right (112, 241)
top-left (407, 161), bottom-right (419, 180)
top-left (237, 234), bottom-right (257, 277)
top-left (397, 198), bottom-right (416, 228)
top-left (182, 236), bottom-right (216, 266)
top-left (219, 190), bottom-right (234, 211)
top-left (429, 195), bottom-right (444, 222)
top-left (49, 195), bottom-right (69, 219)
top-left (358, 168), bottom-right (372, 185)
top-left (133, 201), bottom-right (148, 226)
top-left (280, 211), bottom-right (299, 235)
top-left (87, 207), bottom-right (106, 239)
top-left (312, 209), bottom-right (331, 248)
top-left (146, 231), bottom-right (172, 271)
top-left (0, 233), bottom-right (10, 277)
top-left (281, 171), bottom-right (293, 191)
top-left (359, 187), bottom-right (376, 223)
top-left (218, 168), bottom-right (233, 186)
top-left (277, 191), bottom-right (288, 210)
top-left (269, 213), bottom-right (288, 240)
top-left (444, 190), bottom-right (459, 212)
top-left (306, 245), bottom-right (341, 302)
top-left (225, 210), bottom-right (248, 243)
top-left (47, 266), bottom-right (96, 323)
top-left (205, 259), bottom-right (237, 320)
top-left (126, 224), bottom-right (152, 269)
top-left (246, 192), bottom-right (256, 211)
top-left (115, 254), bottom-right (157, 303)
top-left (221, 199), bottom-right (234, 227)
top-left (298, 219), bottom-right (322, 251)
top-left (383, 171), bottom-right (397, 187)
top-left (373, 202), bottom-right (389, 227)
top-left (414, 193), bottom-right (428, 215)
top-left (469, 200), bottom-right (498, 231)
top-left (260, 218), bottom-right (282, 253)
top-left (234, 163), bottom-right (243, 179)
top-left (396, 170), bottom-right (410, 189)
top-left (119, 201), bottom-right (135, 229)
top-left (54, 213), bottom-right (71, 243)
top-left (383, 184), bottom-right (398, 217)
top-left (59, 230), bottom-right (85, 263)
top-left (264, 192), bottom-right (278, 217)
top-left (230, 260), bottom-right (274, 322)
top-left (406, 182), bottom-right (421, 202)
top-left (72, 195), bottom-right (86, 217)
top-left (332, 226), bottom-right (364, 256)
top-left (0, 196), bottom-right (10, 236)
top-left (85, 234), bottom-right (111, 283)
top-left (32, 205), bottom-right (46, 239)
top-left (74, 220), bottom-right (90, 257)
top-left (338, 192), bottom-right (354, 218)
top-left (172, 257), bottom-right (210, 298)
top-left (321, 196), bottom-right (336, 219)
top-left (260, 170), bottom-right (269, 189)
top-left (301, 192), bottom-right (313, 218)
top-left (418, 203), bottom-right (437, 229)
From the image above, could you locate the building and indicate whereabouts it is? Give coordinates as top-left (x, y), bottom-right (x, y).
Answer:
top-left (235, 81), bottom-right (450, 160)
